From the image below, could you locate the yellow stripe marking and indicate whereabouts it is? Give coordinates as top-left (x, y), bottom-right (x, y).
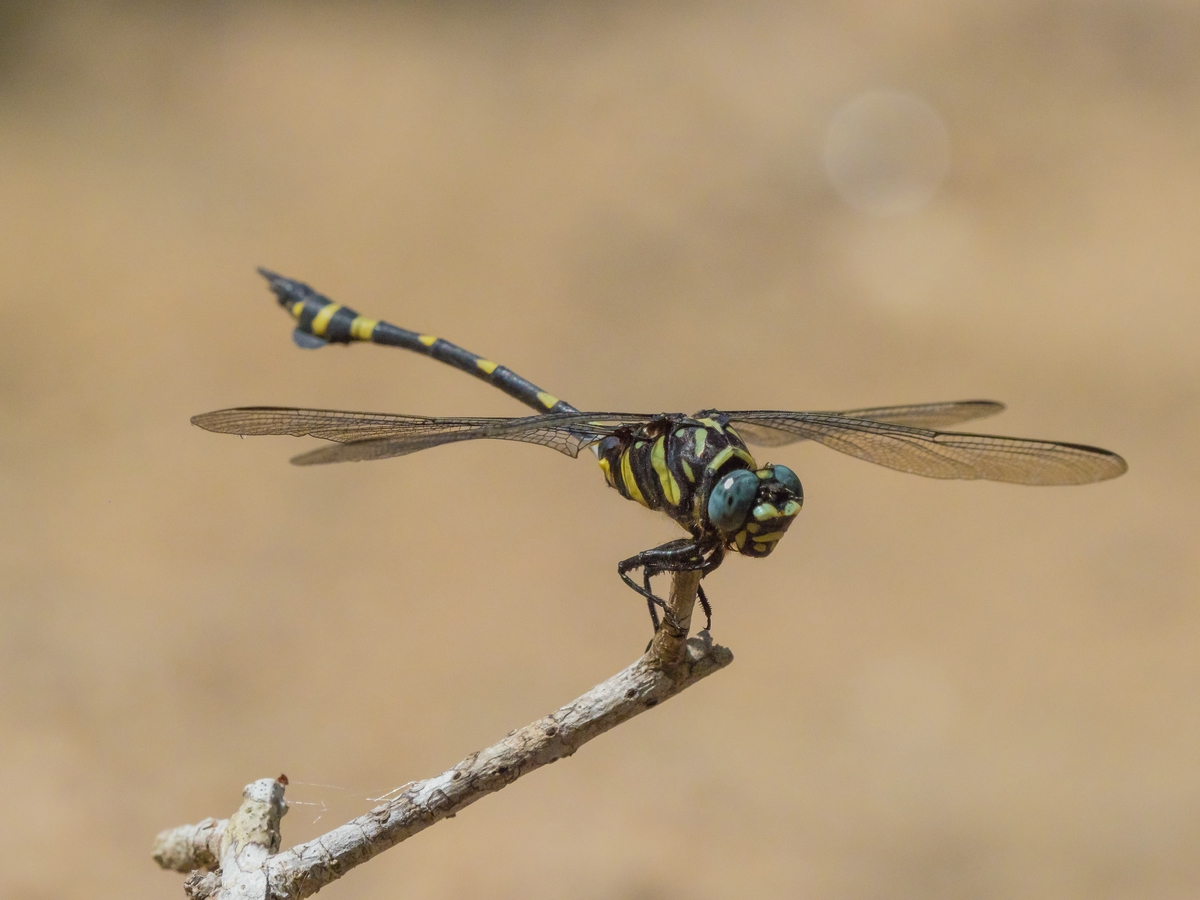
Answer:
top-left (620, 449), bottom-right (649, 507)
top-left (726, 425), bottom-right (741, 442)
top-left (694, 428), bottom-right (707, 457)
top-left (754, 531), bottom-right (786, 543)
top-left (735, 530), bottom-right (748, 550)
top-left (752, 542), bottom-right (770, 553)
top-left (753, 501), bottom-right (800, 520)
top-left (746, 522), bottom-right (760, 534)
top-left (597, 457), bottom-right (615, 487)
top-left (310, 303), bottom-right (342, 337)
top-left (650, 437), bottom-right (680, 506)
top-left (680, 458), bottom-right (695, 483)
top-left (733, 447), bottom-right (757, 468)
top-left (706, 445), bottom-right (734, 473)
top-left (476, 358), bottom-right (498, 375)
top-left (291, 301), bottom-right (305, 319)
top-left (350, 317), bottom-right (378, 341)
top-left (537, 391), bottom-right (559, 409)
top-left (707, 446), bottom-right (757, 474)
top-left (699, 417), bottom-right (725, 433)
top-left (419, 334), bottom-right (437, 346)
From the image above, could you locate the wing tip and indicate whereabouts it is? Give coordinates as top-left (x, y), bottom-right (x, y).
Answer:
top-left (191, 411), bottom-right (225, 432)
top-left (190, 406), bottom-right (284, 435)
top-left (1055, 440), bottom-right (1127, 484)
top-left (289, 451), bottom-right (325, 466)
top-left (970, 400), bottom-right (1006, 416)
top-left (1019, 445), bottom-right (1127, 485)
top-left (1097, 449), bottom-right (1129, 481)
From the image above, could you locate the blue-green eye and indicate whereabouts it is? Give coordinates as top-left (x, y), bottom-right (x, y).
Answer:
top-left (773, 464), bottom-right (803, 500)
top-left (708, 469), bottom-right (758, 532)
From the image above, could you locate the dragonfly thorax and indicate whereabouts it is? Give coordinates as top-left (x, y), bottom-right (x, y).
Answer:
top-left (593, 413), bottom-right (803, 554)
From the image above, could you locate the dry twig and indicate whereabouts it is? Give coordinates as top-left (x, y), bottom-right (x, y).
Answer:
top-left (153, 572), bottom-right (731, 899)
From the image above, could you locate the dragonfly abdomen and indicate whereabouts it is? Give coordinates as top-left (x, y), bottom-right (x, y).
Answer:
top-left (260, 268), bottom-right (577, 416)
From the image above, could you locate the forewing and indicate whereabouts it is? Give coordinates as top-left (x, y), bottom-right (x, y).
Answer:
top-left (731, 400), bottom-right (1006, 447)
top-left (833, 400), bottom-right (1006, 429)
top-left (191, 407), bottom-right (485, 442)
top-left (191, 407), bottom-right (651, 466)
top-left (724, 411), bottom-right (1127, 485)
top-left (287, 417), bottom-right (606, 466)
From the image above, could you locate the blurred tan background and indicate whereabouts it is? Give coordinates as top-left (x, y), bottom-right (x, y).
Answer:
top-left (1, 2), bottom-right (1197, 898)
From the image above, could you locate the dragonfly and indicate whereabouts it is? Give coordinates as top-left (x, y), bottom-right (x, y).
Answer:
top-left (192, 270), bottom-right (1128, 633)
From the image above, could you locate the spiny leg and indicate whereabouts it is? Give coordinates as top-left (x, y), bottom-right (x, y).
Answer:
top-left (642, 570), bottom-right (661, 632)
top-left (692, 542), bottom-right (724, 632)
top-left (618, 557), bottom-right (674, 630)
top-left (696, 584), bottom-right (713, 632)
top-left (618, 539), bottom-right (709, 634)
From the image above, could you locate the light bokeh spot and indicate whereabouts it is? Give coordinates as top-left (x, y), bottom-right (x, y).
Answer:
top-left (824, 89), bottom-right (951, 216)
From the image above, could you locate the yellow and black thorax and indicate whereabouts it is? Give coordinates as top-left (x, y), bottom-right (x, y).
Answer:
top-left (594, 414), bottom-right (755, 527)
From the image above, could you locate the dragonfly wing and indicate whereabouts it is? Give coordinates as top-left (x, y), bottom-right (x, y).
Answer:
top-left (729, 424), bottom-right (806, 448)
top-left (730, 400), bottom-right (1006, 447)
top-left (727, 421), bottom-right (803, 447)
top-left (832, 400), bottom-right (1006, 429)
top-left (191, 407), bottom-right (486, 442)
top-left (291, 431), bottom-right (503, 465)
top-left (724, 411), bottom-right (1127, 485)
top-left (288, 420), bottom-right (605, 465)
top-left (191, 408), bottom-right (653, 465)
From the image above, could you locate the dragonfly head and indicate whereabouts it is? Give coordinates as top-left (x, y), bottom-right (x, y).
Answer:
top-left (707, 464), bottom-right (803, 558)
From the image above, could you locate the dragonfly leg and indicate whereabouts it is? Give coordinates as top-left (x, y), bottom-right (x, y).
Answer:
top-left (642, 569), bottom-right (662, 632)
top-left (618, 538), bottom-right (710, 634)
top-left (696, 584), bottom-right (713, 632)
top-left (688, 542), bottom-right (723, 633)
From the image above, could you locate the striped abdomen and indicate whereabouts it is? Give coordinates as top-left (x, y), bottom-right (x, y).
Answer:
top-left (261, 269), bottom-right (576, 416)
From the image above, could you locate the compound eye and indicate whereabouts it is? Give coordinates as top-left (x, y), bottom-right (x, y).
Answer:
top-left (773, 464), bottom-right (803, 500)
top-left (707, 469), bottom-right (759, 533)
